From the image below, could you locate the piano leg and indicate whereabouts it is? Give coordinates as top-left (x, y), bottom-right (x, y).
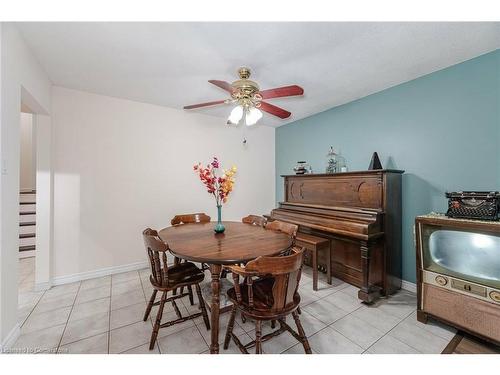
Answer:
top-left (358, 240), bottom-right (381, 304)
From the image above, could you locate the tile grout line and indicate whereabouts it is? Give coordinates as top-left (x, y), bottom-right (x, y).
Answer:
top-left (55, 281), bottom-right (82, 353)
top-left (19, 289), bottom-right (47, 329)
top-left (183, 295), bottom-right (211, 353)
top-left (107, 273), bottom-right (113, 354)
top-left (362, 307), bottom-right (420, 354)
top-left (298, 287), bottom-right (401, 353)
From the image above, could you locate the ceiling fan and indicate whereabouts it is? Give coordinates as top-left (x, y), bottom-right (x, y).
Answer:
top-left (183, 67), bottom-right (304, 126)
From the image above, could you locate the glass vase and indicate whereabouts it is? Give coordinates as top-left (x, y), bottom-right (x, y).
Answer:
top-left (214, 205), bottom-right (225, 234)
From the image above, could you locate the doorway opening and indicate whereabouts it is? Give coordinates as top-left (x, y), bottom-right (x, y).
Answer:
top-left (18, 110), bottom-right (37, 297)
top-left (17, 89), bottom-right (52, 327)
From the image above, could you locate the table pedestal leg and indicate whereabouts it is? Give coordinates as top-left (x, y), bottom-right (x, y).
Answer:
top-left (209, 264), bottom-right (222, 354)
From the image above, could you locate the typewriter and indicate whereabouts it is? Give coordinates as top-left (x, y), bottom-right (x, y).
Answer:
top-left (446, 191), bottom-right (500, 221)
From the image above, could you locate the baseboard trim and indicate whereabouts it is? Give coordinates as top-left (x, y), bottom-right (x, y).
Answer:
top-left (51, 261), bottom-right (149, 286)
top-left (1, 323), bottom-right (21, 352)
top-left (401, 280), bottom-right (417, 293)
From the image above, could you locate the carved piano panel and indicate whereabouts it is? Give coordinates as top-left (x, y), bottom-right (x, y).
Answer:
top-left (286, 174), bottom-right (382, 209)
top-left (271, 170), bottom-right (403, 303)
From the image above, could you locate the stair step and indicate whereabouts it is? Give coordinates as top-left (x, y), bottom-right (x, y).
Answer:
top-left (20, 194), bottom-right (36, 203)
top-left (20, 201), bottom-right (36, 205)
top-left (20, 211), bottom-right (36, 215)
top-left (20, 214), bottom-right (36, 223)
top-left (19, 233), bottom-right (35, 239)
top-left (20, 190), bottom-right (36, 194)
top-left (19, 245), bottom-right (35, 252)
top-left (20, 221), bottom-right (36, 227)
top-left (20, 204), bottom-right (36, 213)
top-left (20, 236), bottom-right (35, 246)
top-left (20, 225), bottom-right (35, 234)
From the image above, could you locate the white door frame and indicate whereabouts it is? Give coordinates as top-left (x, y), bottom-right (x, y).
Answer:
top-left (33, 113), bottom-right (53, 291)
top-left (20, 89), bottom-right (53, 291)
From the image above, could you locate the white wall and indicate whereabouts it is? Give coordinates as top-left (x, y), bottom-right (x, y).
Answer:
top-left (0, 23), bottom-right (52, 348)
top-left (51, 87), bottom-right (275, 280)
top-left (19, 112), bottom-right (35, 191)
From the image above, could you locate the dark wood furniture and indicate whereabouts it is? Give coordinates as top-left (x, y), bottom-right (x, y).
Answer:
top-left (171, 212), bottom-right (211, 296)
top-left (171, 213), bottom-right (211, 226)
top-left (242, 214), bottom-right (267, 227)
top-left (442, 332), bottom-right (500, 354)
top-left (415, 215), bottom-right (500, 345)
top-left (142, 228), bottom-right (210, 350)
top-left (158, 221), bottom-right (292, 354)
top-left (295, 232), bottom-right (331, 291)
top-left (265, 220), bottom-right (298, 239)
top-left (223, 246), bottom-right (311, 354)
top-left (270, 170), bottom-right (403, 303)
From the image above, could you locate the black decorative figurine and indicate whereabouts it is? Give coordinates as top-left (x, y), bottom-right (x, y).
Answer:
top-left (368, 152), bottom-right (383, 170)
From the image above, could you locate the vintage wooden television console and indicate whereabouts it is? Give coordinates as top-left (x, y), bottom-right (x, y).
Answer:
top-left (270, 170), bottom-right (403, 303)
top-left (415, 214), bottom-right (500, 344)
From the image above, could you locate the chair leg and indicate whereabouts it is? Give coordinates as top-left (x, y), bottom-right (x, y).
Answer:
top-left (271, 320), bottom-right (276, 329)
top-left (195, 283), bottom-right (210, 330)
top-left (187, 285), bottom-right (194, 306)
top-left (143, 289), bottom-right (157, 321)
top-left (241, 313), bottom-right (246, 324)
top-left (292, 310), bottom-right (312, 354)
top-left (224, 305), bottom-right (237, 350)
top-left (326, 242), bottom-right (332, 285)
top-left (312, 249), bottom-right (318, 291)
top-left (150, 291), bottom-right (167, 350)
top-left (255, 320), bottom-right (263, 354)
top-left (297, 306), bottom-right (301, 315)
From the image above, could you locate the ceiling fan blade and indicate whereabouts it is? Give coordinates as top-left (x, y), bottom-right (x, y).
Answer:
top-left (259, 101), bottom-right (291, 119)
top-left (258, 85), bottom-right (304, 99)
top-left (208, 80), bottom-right (235, 93)
top-left (183, 100), bottom-right (226, 110)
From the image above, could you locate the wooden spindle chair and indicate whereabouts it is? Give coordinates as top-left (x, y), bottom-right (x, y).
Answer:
top-left (241, 214), bottom-right (267, 227)
top-left (170, 213), bottom-right (211, 226)
top-left (142, 228), bottom-right (210, 350)
top-left (170, 213), bottom-right (211, 301)
top-left (264, 220), bottom-right (302, 319)
top-left (265, 220), bottom-right (298, 241)
top-left (223, 246), bottom-right (312, 354)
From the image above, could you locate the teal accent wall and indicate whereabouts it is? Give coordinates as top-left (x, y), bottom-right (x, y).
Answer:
top-left (276, 50), bottom-right (500, 283)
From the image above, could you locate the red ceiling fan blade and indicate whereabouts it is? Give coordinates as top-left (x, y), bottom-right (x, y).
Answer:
top-left (259, 101), bottom-right (291, 119)
top-left (258, 85), bottom-right (304, 100)
top-left (208, 80), bottom-right (235, 93)
top-left (183, 100), bottom-right (226, 110)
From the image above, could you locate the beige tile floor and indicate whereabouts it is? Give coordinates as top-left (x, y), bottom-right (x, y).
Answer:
top-left (11, 257), bottom-right (456, 354)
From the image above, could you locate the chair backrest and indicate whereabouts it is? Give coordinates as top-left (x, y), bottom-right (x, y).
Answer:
top-left (171, 213), bottom-right (211, 226)
top-left (241, 214), bottom-right (267, 227)
top-left (143, 228), bottom-right (169, 286)
top-left (246, 246), bottom-right (305, 312)
top-left (265, 220), bottom-right (298, 239)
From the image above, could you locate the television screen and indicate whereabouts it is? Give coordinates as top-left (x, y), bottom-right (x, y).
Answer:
top-left (422, 227), bottom-right (500, 289)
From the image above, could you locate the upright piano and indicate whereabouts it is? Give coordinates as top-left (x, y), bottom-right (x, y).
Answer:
top-left (270, 170), bottom-right (404, 303)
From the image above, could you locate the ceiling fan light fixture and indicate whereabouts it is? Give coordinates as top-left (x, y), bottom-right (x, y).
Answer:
top-left (245, 107), bottom-right (263, 126)
top-left (227, 105), bottom-right (244, 125)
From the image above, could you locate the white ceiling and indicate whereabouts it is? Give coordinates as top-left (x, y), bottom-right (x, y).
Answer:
top-left (16, 22), bottom-right (500, 127)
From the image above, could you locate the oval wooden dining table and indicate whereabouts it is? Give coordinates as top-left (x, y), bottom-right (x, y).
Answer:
top-left (158, 221), bottom-right (292, 354)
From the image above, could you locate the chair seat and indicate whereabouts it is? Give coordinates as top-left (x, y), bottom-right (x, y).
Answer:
top-left (227, 277), bottom-right (300, 315)
top-left (150, 261), bottom-right (205, 289)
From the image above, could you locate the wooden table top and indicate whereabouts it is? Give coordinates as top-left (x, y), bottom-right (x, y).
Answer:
top-left (158, 221), bottom-right (292, 265)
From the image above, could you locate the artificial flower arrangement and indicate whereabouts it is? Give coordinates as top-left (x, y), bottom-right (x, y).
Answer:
top-left (193, 157), bottom-right (237, 233)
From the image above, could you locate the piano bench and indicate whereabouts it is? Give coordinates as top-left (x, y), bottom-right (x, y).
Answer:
top-left (295, 233), bottom-right (331, 291)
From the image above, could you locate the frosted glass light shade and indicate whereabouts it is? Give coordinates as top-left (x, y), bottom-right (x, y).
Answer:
top-left (245, 107), bottom-right (263, 126)
top-left (227, 105), bottom-right (244, 125)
